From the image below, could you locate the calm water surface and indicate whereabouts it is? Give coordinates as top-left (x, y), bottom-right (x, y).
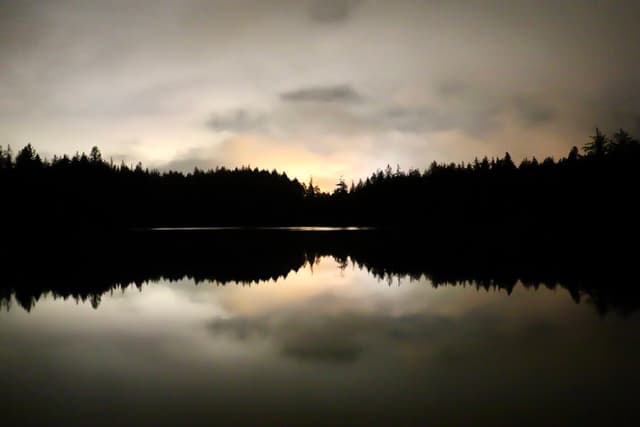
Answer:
top-left (1, 257), bottom-right (639, 426)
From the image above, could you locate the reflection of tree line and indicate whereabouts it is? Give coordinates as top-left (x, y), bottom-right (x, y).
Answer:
top-left (1, 128), bottom-right (639, 227)
top-left (1, 230), bottom-right (637, 315)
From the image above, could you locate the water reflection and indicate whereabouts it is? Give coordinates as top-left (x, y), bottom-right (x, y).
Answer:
top-left (1, 257), bottom-right (639, 426)
top-left (1, 229), bottom-right (640, 316)
top-left (1, 230), bottom-right (640, 426)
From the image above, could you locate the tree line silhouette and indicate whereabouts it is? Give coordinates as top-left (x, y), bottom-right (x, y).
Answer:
top-left (1, 127), bottom-right (639, 229)
top-left (0, 229), bottom-right (637, 315)
top-left (1, 127), bottom-right (638, 312)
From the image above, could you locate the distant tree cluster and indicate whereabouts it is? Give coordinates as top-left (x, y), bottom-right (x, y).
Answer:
top-left (331, 128), bottom-right (640, 227)
top-left (0, 144), bottom-right (306, 228)
top-left (1, 128), bottom-right (639, 228)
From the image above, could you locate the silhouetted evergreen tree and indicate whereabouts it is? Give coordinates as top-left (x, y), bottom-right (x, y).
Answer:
top-left (334, 177), bottom-right (348, 196)
top-left (583, 128), bottom-right (609, 157)
top-left (15, 144), bottom-right (42, 169)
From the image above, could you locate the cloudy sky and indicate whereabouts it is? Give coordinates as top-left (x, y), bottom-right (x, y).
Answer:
top-left (2, 0), bottom-right (639, 188)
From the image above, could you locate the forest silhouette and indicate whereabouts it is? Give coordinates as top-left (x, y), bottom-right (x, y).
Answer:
top-left (1, 128), bottom-right (639, 230)
top-left (1, 128), bottom-right (639, 312)
top-left (1, 228), bottom-right (638, 316)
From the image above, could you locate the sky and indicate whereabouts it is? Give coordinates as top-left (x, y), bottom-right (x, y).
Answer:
top-left (1, 0), bottom-right (640, 189)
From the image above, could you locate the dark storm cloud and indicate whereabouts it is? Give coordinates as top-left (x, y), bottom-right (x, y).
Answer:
top-left (514, 98), bottom-right (555, 126)
top-left (592, 84), bottom-right (640, 135)
top-left (203, 92), bottom-right (504, 142)
top-left (377, 82), bottom-right (557, 137)
top-left (280, 84), bottom-right (363, 104)
top-left (378, 105), bottom-right (500, 135)
top-left (308, 0), bottom-right (360, 23)
top-left (377, 107), bottom-right (449, 133)
top-left (206, 109), bottom-right (268, 132)
top-left (0, 0), bottom-right (40, 50)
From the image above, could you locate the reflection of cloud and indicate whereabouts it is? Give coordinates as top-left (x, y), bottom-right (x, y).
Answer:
top-left (209, 309), bottom-right (466, 364)
top-left (209, 314), bottom-right (366, 364)
top-left (205, 278), bottom-right (594, 370)
top-left (5, 274), bottom-right (640, 426)
top-left (281, 338), bottom-right (362, 363)
top-left (279, 316), bottom-right (365, 363)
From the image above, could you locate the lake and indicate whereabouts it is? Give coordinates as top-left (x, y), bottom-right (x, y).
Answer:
top-left (1, 237), bottom-right (639, 426)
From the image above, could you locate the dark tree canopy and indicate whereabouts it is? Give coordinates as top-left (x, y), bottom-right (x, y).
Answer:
top-left (1, 127), bottom-right (639, 231)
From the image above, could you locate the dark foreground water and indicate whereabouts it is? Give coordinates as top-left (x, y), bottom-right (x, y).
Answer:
top-left (1, 254), bottom-right (639, 427)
